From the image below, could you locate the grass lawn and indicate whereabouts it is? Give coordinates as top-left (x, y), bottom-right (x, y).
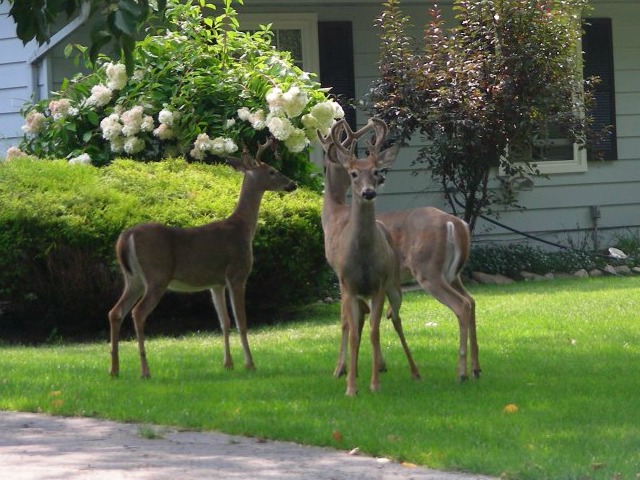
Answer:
top-left (1, 276), bottom-right (639, 479)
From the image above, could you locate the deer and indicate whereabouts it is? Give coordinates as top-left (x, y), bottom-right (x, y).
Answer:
top-left (324, 117), bottom-right (421, 396)
top-left (107, 138), bottom-right (296, 378)
top-left (319, 122), bottom-right (480, 383)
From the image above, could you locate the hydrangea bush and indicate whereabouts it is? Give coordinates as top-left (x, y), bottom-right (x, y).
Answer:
top-left (16, 0), bottom-right (343, 186)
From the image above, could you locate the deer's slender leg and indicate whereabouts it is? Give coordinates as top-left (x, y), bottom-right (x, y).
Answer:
top-left (386, 287), bottom-right (421, 380)
top-left (418, 274), bottom-right (473, 381)
top-left (131, 285), bottom-right (166, 379)
top-left (227, 280), bottom-right (255, 370)
top-left (335, 297), bottom-right (370, 377)
top-left (453, 278), bottom-right (480, 378)
top-left (108, 278), bottom-right (143, 377)
top-left (211, 286), bottom-right (233, 369)
top-left (369, 292), bottom-right (386, 393)
top-left (344, 293), bottom-right (361, 396)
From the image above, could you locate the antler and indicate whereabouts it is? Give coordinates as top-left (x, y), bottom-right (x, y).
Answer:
top-left (330, 119), bottom-right (379, 159)
top-left (236, 137), bottom-right (273, 168)
top-left (365, 117), bottom-right (389, 155)
top-left (255, 137), bottom-right (274, 163)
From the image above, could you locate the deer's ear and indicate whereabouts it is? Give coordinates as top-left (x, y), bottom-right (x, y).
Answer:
top-left (376, 143), bottom-right (400, 169)
top-left (225, 157), bottom-right (247, 172)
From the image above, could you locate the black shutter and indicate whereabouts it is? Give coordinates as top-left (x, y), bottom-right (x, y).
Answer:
top-left (583, 18), bottom-right (617, 160)
top-left (318, 21), bottom-right (356, 130)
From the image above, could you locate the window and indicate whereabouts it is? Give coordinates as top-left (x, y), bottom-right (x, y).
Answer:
top-left (509, 17), bottom-right (616, 175)
top-left (239, 13), bottom-right (320, 76)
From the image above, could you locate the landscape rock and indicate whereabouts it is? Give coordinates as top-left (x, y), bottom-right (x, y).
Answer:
top-left (519, 271), bottom-right (546, 281)
top-left (614, 265), bottom-right (632, 275)
top-left (471, 272), bottom-right (515, 285)
top-left (573, 269), bottom-right (589, 278)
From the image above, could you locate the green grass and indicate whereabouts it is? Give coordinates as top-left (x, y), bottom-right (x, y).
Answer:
top-left (1, 276), bottom-right (639, 479)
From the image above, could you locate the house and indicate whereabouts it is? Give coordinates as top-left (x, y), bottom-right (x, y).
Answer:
top-left (1, 0), bottom-right (638, 249)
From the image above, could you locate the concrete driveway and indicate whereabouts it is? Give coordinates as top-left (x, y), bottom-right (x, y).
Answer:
top-left (0, 411), bottom-right (498, 480)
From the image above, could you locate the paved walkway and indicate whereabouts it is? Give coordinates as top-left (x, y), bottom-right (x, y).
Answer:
top-left (0, 411), bottom-right (498, 480)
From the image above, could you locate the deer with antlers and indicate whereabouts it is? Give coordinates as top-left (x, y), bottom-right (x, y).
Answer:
top-left (319, 121), bottom-right (480, 382)
top-left (108, 139), bottom-right (296, 378)
top-left (323, 118), bottom-right (421, 396)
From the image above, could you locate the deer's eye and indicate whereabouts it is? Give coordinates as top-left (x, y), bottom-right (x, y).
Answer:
top-left (269, 170), bottom-right (276, 176)
top-left (350, 171), bottom-right (358, 179)
top-left (373, 169), bottom-right (380, 177)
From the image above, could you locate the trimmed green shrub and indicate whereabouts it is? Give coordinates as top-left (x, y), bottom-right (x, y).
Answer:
top-left (466, 243), bottom-right (606, 278)
top-left (0, 157), bottom-right (330, 342)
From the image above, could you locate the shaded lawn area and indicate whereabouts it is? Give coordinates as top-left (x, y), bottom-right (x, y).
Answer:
top-left (1, 276), bottom-right (639, 479)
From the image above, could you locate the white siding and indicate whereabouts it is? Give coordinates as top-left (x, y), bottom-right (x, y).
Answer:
top-left (240, 1), bottom-right (640, 248)
top-left (0, 4), bottom-right (37, 156)
top-left (1, 0), bottom-right (638, 249)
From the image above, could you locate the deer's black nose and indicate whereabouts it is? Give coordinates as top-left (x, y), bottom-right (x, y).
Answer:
top-left (285, 182), bottom-right (297, 192)
top-left (362, 188), bottom-right (377, 200)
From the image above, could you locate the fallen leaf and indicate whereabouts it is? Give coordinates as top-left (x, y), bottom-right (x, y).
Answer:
top-left (376, 457), bottom-right (391, 464)
top-left (591, 462), bottom-right (606, 470)
top-left (348, 447), bottom-right (360, 456)
top-left (503, 403), bottom-right (518, 413)
top-left (402, 462), bottom-right (417, 469)
top-left (332, 430), bottom-right (343, 443)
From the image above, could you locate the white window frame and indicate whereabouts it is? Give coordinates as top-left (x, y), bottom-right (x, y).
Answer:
top-left (503, 36), bottom-right (587, 175)
top-left (239, 13), bottom-right (322, 164)
top-left (238, 13), bottom-right (320, 78)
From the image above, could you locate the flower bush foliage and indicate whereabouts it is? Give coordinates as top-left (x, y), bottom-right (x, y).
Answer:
top-left (17, 0), bottom-right (343, 186)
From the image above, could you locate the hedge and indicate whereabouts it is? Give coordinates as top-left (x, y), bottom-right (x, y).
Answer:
top-left (0, 157), bottom-right (331, 342)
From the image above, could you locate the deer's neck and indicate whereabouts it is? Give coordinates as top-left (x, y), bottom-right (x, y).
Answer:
top-left (321, 162), bottom-right (351, 230)
top-left (230, 173), bottom-right (265, 238)
top-left (347, 195), bottom-right (378, 250)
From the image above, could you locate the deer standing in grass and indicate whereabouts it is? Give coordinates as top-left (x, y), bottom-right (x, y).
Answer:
top-left (108, 139), bottom-right (296, 378)
top-left (319, 122), bottom-right (480, 382)
top-left (324, 118), bottom-right (421, 396)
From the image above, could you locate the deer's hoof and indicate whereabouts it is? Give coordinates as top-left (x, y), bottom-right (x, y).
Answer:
top-left (473, 368), bottom-right (482, 379)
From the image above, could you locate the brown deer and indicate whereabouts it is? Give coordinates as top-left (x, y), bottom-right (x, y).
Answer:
top-left (108, 139), bottom-right (296, 378)
top-left (324, 118), bottom-right (421, 395)
top-left (319, 122), bottom-right (480, 382)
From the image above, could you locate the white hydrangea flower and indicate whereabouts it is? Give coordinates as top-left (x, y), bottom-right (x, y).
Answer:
top-left (124, 136), bottom-right (145, 155)
top-left (121, 106), bottom-right (145, 136)
top-left (153, 123), bottom-right (175, 140)
top-left (158, 108), bottom-right (177, 127)
top-left (190, 147), bottom-right (204, 160)
top-left (110, 137), bottom-right (125, 153)
top-left (209, 137), bottom-right (228, 156)
top-left (310, 101), bottom-right (338, 127)
top-left (100, 114), bottom-right (123, 141)
top-left (68, 153), bottom-right (92, 165)
top-left (190, 133), bottom-right (213, 160)
top-left (282, 86), bottom-right (308, 118)
top-left (284, 128), bottom-right (309, 153)
top-left (266, 87), bottom-right (284, 114)
top-left (248, 110), bottom-right (266, 130)
top-left (223, 137), bottom-right (238, 153)
top-left (301, 113), bottom-right (319, 129)
top-left (49, 99), bottom-right (72, 120)
top-left (141, 115), bottom-right (155, 133)
top-left (84, 84), bottom-right (113, 108)
top-left (224, 118), bottom-right (236, 129)
top-left (266, 114), bottom-right (293, 141)
top-left (237, 107), bottom-right (251, 121)
top-left (105, 62), bottom-right (127, 90)
top-left (21, 111), bottom-right (47, 134)
top-left (5, 146), bottom-right (27, 160)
